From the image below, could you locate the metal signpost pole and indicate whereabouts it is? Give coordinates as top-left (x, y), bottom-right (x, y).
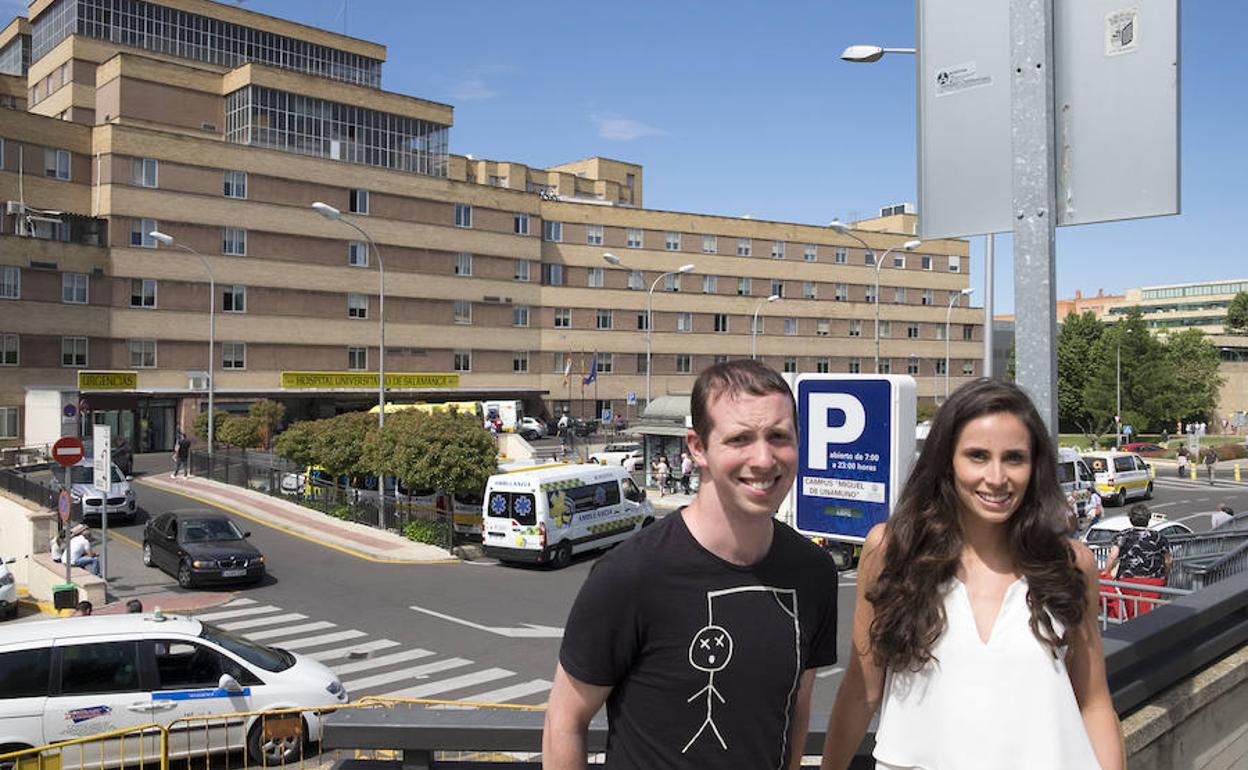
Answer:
top-left (64, 465), bottom-right (71, 587)
top-left (983, 233), bottom-right (994, 378)
top-left (93, 425), bottom-right (110, 581)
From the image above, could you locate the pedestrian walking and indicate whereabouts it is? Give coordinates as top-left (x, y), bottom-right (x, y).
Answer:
top-left (543, 360), bottom-right (839, 769)
top-left (679, 452), bottom-right (693, 495)
top-left (1085, 490), bottom-right (1104, 529)
top-left (171, 433), bottom-right (191, 478)
top-left (1176, 446), bottom-right (1189, 478)
top-left (655, 457), bottom-right (669, 498)
top-left (1204, 449), bottom-right (1216, 485)
top-left (822, 379), bottom-right (1122, 770)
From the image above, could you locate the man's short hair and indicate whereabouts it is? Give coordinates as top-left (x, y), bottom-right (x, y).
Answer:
top-left (126, 599), bottom-right (143, 613)
top-left (690, 359), bottom-right (795, 444)
top-left (1128, 503), bottom-right (1152, 528)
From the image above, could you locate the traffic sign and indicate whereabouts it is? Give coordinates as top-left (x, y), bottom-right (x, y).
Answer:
top-left (63, 403), bottom-right (78, 419)
top-left (58, 489), bottom-right (71, 522)
top-left (51, 436), bottom-right (85, 467)
top-left (626, 391), bottom-right (637, 406)
top-left (93, 425), bottom-right (112, 492)
top-left (794, 375), bottom-right (916, 541)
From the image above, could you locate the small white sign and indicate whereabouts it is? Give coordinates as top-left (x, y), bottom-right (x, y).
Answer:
top-left (933, 60), bottom-right (993, 97)
top-left (1105, 8), bottom-right (1139, 56)
top-left (802, 476), bottom-right (886, 505)
top-left (93, 425), bottom-right (111, 493)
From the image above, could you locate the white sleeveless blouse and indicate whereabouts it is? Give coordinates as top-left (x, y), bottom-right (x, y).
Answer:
top-left (873, 578), bottom-right (1101, 770)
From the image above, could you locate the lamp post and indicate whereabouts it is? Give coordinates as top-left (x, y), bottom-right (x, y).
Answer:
top-left (840, 44), bottom-right (917, 62)
top-left (150, 231), bottom-right (215, 458)
top-left (751, 295), bottom-right (780, 359)
top-left (603, 253), bottom-right (694, 408)
top-left (827, 221), bottom-right (919, 373)
top-left (313, 202), bottom-right (386, 427)
top-left (946, 288), bottom-right (975, 399)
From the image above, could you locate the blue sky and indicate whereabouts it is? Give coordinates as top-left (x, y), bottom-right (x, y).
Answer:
top-left (11, 0), bottom-right (1242, 314)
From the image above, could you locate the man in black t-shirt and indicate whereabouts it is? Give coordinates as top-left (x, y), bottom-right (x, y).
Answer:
top-left (543, 360), bottom-right (839, 770)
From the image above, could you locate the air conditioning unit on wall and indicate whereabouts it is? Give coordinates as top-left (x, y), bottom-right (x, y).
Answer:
top-left (4, 201), bottom-right (23, 215)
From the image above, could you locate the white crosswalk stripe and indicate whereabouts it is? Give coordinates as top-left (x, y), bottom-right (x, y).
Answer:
top-left (459, 679), bottom-right (552, 705)
top-left (342, 657), bottom-right (472, 693)
top-left (275, 630), bottom-right (367, 651)
top-left (306, 639), bottom-right (400, 663)
top-left (383, 668), bottom-right (514, 699)
top-left (223, 597), bottom-right (257, 607)
top-left (331, 649), bottom-right (435, 676)
top-left (220, 612), bottom-right (308, 631)
top-left (194, 605), bottom-right (284, 622)
top-left (244, 621), bottom-right (336, 641)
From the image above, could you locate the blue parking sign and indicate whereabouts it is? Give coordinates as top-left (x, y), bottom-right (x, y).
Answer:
top-left (795, 375), bottom-right (916, 541)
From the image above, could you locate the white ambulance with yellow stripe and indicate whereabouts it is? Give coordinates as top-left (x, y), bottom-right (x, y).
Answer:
top-left (482, 464), bottom-right (654, 568)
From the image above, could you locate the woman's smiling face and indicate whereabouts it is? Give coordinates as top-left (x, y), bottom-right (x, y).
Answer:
top-left (952, 411), bottom-right (1033, 527)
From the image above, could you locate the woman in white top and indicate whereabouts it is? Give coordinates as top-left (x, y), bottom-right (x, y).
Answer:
top-left (821, 379), bottom-right (1124, 770)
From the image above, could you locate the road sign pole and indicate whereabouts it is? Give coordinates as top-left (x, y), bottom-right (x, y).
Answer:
top-left (1010, 0), bottom-right (1060, 437)
top-left (64, 465), bottom-right (72, 586)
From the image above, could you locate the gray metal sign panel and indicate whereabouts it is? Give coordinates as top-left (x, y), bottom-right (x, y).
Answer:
top-left (917, 0), bottom-right (1180, 240)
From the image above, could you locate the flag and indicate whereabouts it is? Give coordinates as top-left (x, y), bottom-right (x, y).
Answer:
top-left (562, 354), bottom-right (572, 387)
top-left (583, 353), bottom-right (598, 386)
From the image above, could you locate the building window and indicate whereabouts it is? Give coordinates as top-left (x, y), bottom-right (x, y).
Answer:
top-left (513, 305), bottom-right (530, 327)
top-left (348, 293), bottom-right (368, 318)
top-left (737, 238), bottom-right (752, 257)
top-left (864, 285), bottom-right (877, 304)
top-left (783, 357), bottom-right (798, 373)
top-left (784, 318), bottom-right (798, 336)
top-left (597, 309), bottom-right (613, 329)
top-left (879, 359), bottom-right (892, 374)
top-left (865, 250), bottom-right (876, 266)
top-left (949, 255), bottom-right (962, 273)
top-left (453, 300), bottom-right (472, 324)
top-left (962, 360), bottom-right (975, 376)
top-left (453, 350), bottom-right (472, 372)
top-left (597, 354), bottom-right (614, 374)
top-left (665, 232), bottom-right (681, 251)
top-left (936, 325), bottom-right (947, 341)
top-left (908, 357), bottom-right (920, 375)
top-left (738, 277), bottom-right (752, 296)
top-left (664, 273), bottom-right (680, 292)
top-left (677, 312), bottom-right (693, 333)
top-left (348, 346), bottom-right (367, 370)
top-left (553, 351), bottom-right (569, 373)
top-left (45, 148), bottom-right (70, 179)
top-left (893, 253), bottom-right (906, 268)
top-left (222, 342), bottom-right (246, 369)
top-left (543, 220), bottom-right (563, 242)
top-left (130, 157), bottom-right (158, 187)
top-left (922, 289), bottom-right (934, 306)
top-left (222, 285), bottom-right (246, 312)
top-left (0, 266), bottom-right (19, 299)
top-left (963, 324), bottom-right (975, 341)
top-left (895, 287), bottom-right (906, 303)
top-left (514, 260), bottom-right (531, 282)
top-left (513, 213), bottom-right (530, 235)
top-left (849, 320), bottom-right (862, 338)
top-left (849, 358), bottom-right (861, 374)
top-left (816, 357), bottom-right (830, 374)
top-left (935, 359), bottom-right (948, 375)
top-left (628, 270), bottom-right (644, 290)
top-left (816, 319), bottom-right (830, 337)
top-left (455, 203), bottom-right (472, 228)
top-left (129, 339), bottom-right (156, 368)
top-left (222, 227), bottom-right (246, 255)
top-left (348, 241), bottom-right (368, 266)
top-left (130, 279), bottom-right (156, 308)
top-left (454, 252), bottom-right (473, 276)
top-left (771, 241), bottom-right (785, 259)
top-left (771, 279), bottom-right (785, 298)
top-left (554, 307), bottom-right (571, 328)
top-left (586, 224), bottom-right (604, 245)
top-left (804, 244), bottom-right (817, 262)
top-left (0, 407), bottom-right (17, 439)
top-left (675, 354), bottom-right (692, 374)
top-left (62, 272), bottom-right (88, 304)
top-left (636, 354), bottom-right (648, 373)
top-left (714, 313), bottom-right (729, 333)
top-left (542, 263), bottom-right (565, 286)
top-left (513, 351), bottom-right (529, 373)
top-left (0, 334), bottom-right (17, 366)
top-left (835, 283), bottom-right (848, 302)
top-left (703, 275), bottom-right (718, 294)
top-left (347, 188), bottom-right (369, 214)
top-left (922, 255), bottom-right (933, 270)
top-left (637, 313), bottom-right (650, 331)
top-left (702, 235), bottom-right (717, 254)
top-left (626, 228), bottom-right (643, 248)
top-left (907, 323), bottom-right (920, 339)
top-left (751, 315), bottom-right (764, 335)
top-left (129, 218), bottom-right (157, 248)
top-left (588, 267), bottom-right (604, 288)
top-left (834, 247), bottom-right (848, 264)
top-left (803, 281), bottom-right (816, 299)
top-left (223, 170), bottom-right (247, 199)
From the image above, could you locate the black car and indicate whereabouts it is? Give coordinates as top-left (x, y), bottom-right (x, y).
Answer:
top-left (143, 509), bottom-right (265, 588)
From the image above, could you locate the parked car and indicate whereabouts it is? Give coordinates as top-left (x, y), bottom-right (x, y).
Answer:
top-left (1121, 442), bottom-right (1168, 457)
top-left (143, 510), bottom-right (265, 588)
top-left (589, 442), bottom-right (644, 466)
top-left (0, 613), bottom-right (346, 766)
top-left (1082, 513), bottom-right (1193, 547)
top-left (1083, 451), bottom-right (1153, 507)
top-left (517, 416), bottom-right (547, 440)
top-left (67, 461), bottom-right (137, 523)
top-left (569, 417), bottom-right (597, 437)
top-left (0, 555), bottom-right (17, 620)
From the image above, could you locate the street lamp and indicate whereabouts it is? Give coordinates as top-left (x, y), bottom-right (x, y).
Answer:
top-left (312, 202), bottom-right (387, 426)
top-left (751, 295), bottom-right (780, 359)
top-left (604, 253), bottom-right (694, 408)
top-left (840, 44), bottom-right (916, 62)
top-left (946, 288), bottom-right (976, 399)
top-left (828, 222), bottom-right (919, 373)
top-left (150, 231), bottom-right (215, 458)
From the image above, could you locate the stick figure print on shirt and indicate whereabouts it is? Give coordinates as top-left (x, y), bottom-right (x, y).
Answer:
top-left (682, 585), bottom-right (801, 756)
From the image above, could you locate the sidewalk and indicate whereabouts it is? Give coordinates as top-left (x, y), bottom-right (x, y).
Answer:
top-left (138, 474), bottom-right (455, 564)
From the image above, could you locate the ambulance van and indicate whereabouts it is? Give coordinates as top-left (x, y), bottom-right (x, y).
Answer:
top-left (482, 464), bottom-right (654, 568)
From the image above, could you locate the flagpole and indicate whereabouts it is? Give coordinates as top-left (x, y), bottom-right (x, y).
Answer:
top-left (593, 350), bottom-right (599, 426)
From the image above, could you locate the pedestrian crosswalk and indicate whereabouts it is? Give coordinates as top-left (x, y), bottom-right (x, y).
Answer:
top-left (1152, 475), bottom-right (1248, 492)
top-left (193, 598), bottom-right (552, 706)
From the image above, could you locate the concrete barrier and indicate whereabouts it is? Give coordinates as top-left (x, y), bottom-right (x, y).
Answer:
top-left (0, 490), bottom-right (105, 607)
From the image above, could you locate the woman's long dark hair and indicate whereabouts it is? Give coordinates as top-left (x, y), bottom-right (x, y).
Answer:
top-left (866, 379), bottom-right (1086, 671)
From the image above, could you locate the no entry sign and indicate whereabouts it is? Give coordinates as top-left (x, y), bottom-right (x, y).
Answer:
top-left (51, 436), bottom-right (85, 467)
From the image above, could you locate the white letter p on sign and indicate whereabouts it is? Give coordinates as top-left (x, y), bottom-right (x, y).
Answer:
top-left (808, 394), bottom-right (866, 470)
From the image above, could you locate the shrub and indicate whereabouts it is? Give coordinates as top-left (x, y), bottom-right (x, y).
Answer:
top-left (217, 415), bottom-right (262, 449)
top-left (403, 518), bottom-right (449, 545)
top-left (1212, 444), bottom-right (1248, 462)
top-left (192, 410), bottom-right (229, 441)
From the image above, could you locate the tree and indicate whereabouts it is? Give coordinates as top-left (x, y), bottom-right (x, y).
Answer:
top-left (1082, 308), bottom-right (1171, 433)
top-left (272, 420), bottom-right (320, 467)
top-left (1056, 312), bottom-right (1104, 432)
top-left (216, 415), bottom-right (261, 448)
top-left (1226, 291), bottom-right (1248, 334)
top-left (367, 411), bottom-right (496, 497)
top-left (311, 411), bottom-right (377, 479)
top-left (249, 399), bottom-right (286, 450)
top-left (192, 410), bottom-right (228, 441)
top-left (1163, 328), bottom-right (1223, 424)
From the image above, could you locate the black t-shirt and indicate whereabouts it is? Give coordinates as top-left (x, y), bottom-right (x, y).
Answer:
top-left (559, 511), bottom-right (839, 769)
top-left (1111, 527), bottom-right (1170, 579)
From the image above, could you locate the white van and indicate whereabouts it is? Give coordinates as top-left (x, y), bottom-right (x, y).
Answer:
top-left (0, 614), bottom-right (346, 767)
top-left (1057, 447), bottom-right (1096, 518)
top-left (482, 464), bottom-right (654, 568)
top-left (1083, 450), bottom-right (1154, 507)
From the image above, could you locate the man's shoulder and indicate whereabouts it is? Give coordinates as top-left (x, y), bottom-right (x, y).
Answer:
top-left (771, 521), bottom-right (839, 573)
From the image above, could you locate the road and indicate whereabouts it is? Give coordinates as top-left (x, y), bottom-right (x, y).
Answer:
top-left (26, 455), bottom-right (1248, 715)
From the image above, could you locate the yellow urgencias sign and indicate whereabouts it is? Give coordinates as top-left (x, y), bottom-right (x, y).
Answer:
top-left (279, 372), bottom-right (461, 390)
top-left (77, 371), bottom-right (138, 390)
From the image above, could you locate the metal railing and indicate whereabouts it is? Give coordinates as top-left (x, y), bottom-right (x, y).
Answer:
top-left (0, 466), bottom-right (62, 511)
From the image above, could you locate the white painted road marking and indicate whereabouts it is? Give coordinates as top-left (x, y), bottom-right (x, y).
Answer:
top-left (382, 668), bottom-right (514, 699)
top-left (343, 657), bottom-right (472, 692)
top-left (307, 639), bottom-right (400, 663)
top-left (409, 605), bottom-right (563, 638)
top-left (220, 612), bottom-right (308, 631)
top-left (245, 621), bottom-right (336, 640)
top-left (195, 605), bottom-right (283, 622)
top-left (276, 630), bottom-right (367, 651)
top-left (331, 649), bottom-right (435, 676)
top-left (461, 679), bottom-right (552, 705)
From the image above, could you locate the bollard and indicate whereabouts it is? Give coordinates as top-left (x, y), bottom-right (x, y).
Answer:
top-left (1149, 464), bottom-right (1155, 479)
top-left (1237, 464), bottom-right (1242, 483)
top-left (1191, 466), bottom-right (1198, 481)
